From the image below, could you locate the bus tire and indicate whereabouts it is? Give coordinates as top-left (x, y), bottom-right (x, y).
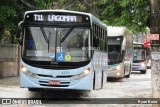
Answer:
top-left (125, 73), bottom-right (130, 78)
top-left (93, 72), bottom-right (96, 90)
top-left (28, 88), bottom-right (39, 92)
top-left (101, 71), bottom-right (103, 89)
top-left (125, 65), bottom-right (131, 78)
top-left (140, 70), bottom-right (146, 74)
top-left (125, 72), bottom-right (131, 78)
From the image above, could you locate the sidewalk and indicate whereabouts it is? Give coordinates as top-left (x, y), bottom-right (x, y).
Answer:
top-left (0, 76), bottom-right (19, 86)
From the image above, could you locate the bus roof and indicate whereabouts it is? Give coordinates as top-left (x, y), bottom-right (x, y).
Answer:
top-left (25, 9), bottom-right (91, 16)
top-left (24, 10), bottom-right (107, 28)
top-left (107, 26), bottom-right (127, 37)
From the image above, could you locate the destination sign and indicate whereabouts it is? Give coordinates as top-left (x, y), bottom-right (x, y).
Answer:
top-left (25, 13), bottom-right (90, 23)
top-left (34, 14), bottom-right (77, 22)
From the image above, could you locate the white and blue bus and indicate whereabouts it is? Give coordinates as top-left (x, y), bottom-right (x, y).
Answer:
top-left (16, 10), bottom-right (108, 91)
top-left (132, 42), bottom-right (149, 74)
top-left (107, 26), bottom-right (133, 78)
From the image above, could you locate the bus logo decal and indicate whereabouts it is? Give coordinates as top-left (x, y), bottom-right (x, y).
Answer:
top-left (65, 55), bottom-right (71, 61)
top-left (56, 52), bottom-right (64, 62)
top-left (49, 49), bottom-right (55, 58)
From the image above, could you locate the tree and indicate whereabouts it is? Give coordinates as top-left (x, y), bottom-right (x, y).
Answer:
top-left (0, 0), bottom-right (151, 43)
top-left (0, 0), bottom-right (50, 43)
top-left (100, 0), bottom-right (150, 33)
top-left (0, 23), bottom-right (4, 41)
top-left (49, 0), bottom-right (100, 17)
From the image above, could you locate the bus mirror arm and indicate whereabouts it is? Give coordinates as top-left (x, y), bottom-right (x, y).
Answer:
top-left (16, 21), bottom-right (24, 45)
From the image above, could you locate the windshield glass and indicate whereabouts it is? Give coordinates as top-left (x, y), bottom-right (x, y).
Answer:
top-left (108, 46), bottom-right (121, 64)
top-left (133, 49), bottom-right (146, 62)
top-left (22, 27), bottom-right (90, 62)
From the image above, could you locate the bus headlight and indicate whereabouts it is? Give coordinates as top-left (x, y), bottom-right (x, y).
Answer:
top-left (116, 66), bottom-right (121, 70)
top-left (70, 68), bottom-right (90, 80)
top-left (21, 65), bottom-right (38, 78)
top-left (21, 66), bottom-right (27, 73)
top-left (141, 63), bottom-right (145, 67)
top-left (21, 65), bottom-right (28, 73)
top-left (109, 64), bottom-right (122, 71)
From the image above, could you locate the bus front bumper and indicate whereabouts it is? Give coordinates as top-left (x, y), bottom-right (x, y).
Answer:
top-left (20, 72), bottom-right (93, 91)
top-left (107, 69), bottom-right (124, 78)
top-left (132, 63), bottom-right (147, 71)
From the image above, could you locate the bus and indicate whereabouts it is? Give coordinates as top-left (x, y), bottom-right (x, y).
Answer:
top-left (107, 26), bottom-right (133, 78)
top-left (132, 42), bottom-right (149, 74)
top-left (16, 10), bottom-right (108, 91)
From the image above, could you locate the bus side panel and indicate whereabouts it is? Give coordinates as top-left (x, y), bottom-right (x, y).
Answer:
top-left (124, 48), bottom-right (133, 75)
top-left (124, 33), bottom-right (133, 76)
top-left (92, 51), bottom-right (108, 90)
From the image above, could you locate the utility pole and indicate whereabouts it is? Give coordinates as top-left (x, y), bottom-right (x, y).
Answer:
top-left (149, 0), bottom-right (160, 107)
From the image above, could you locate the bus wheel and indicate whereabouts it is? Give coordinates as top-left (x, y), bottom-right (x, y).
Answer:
top-left (125, 71), bottom-right (130, 78)
top-left (125, 73), bottom-right (130, 78)
top-left (101, 71), bottom-right (104, 89)
top-left (125, 65), bottom-right (131, 78)
top-left (140, 70), bottom-right (146, 74)
top-left (93, 73), bottom-right (95, 90)
top-left (28, 88), bottom-right (39, 92)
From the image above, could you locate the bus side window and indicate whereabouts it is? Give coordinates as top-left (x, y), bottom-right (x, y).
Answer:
top-left (84, 37), bottom-right (88, 47)
top-left (28, 38), bottom-right (33, 49)
top-left (28, 35), bottom-right (35, 50)
top-left (93, 36), bottom-right (99, 48)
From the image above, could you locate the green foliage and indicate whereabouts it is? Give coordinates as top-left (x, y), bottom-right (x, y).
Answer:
top-left (0, 0), bottom-right (51, 43)
top-left (100, 0), bottom-right (150, 33)
top-left (0, 0), bottom-right (151, 43)
top-left (53, 0), bottom-right (100, 17)
top-left (0, 1), bottom-right (17, 30)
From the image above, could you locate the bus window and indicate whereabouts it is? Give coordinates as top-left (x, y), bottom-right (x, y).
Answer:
top-left (108, 47), bottom-right (121, 63)
top-left (133, 49), bottom-right (146, 61)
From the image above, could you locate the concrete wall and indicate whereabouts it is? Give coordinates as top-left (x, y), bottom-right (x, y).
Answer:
top-left (0, 44), bottom-right (18, 78)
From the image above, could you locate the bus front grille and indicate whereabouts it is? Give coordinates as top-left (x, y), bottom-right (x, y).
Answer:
top-left (40, 84), bottom-right (69, 87)
top-left (37, 74), bottom-right (73, 78)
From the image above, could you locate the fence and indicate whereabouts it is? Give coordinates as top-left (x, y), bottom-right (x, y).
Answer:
top-left (0, 44), bottom-right (19, 78)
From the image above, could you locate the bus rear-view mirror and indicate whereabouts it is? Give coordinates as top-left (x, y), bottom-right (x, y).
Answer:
top-left (16, 21), bottom-right (23, 45)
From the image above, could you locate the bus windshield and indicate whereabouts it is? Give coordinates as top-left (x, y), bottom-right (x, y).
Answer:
top-left (108, 37), bottom-right (122, 64)
top-left (133, 49), bottom-right (146, 62)
top-left (23, 26), bottom-right (90, 62)
top-left (108, 47), bottom-right (121, 64)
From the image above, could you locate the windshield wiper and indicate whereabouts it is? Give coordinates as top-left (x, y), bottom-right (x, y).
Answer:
top-left (61, 27), bottom-right (74, 43)
top-left (40, 27), bottom-right (50, 52)
top-left (40, 27), bottom-right (49, 43)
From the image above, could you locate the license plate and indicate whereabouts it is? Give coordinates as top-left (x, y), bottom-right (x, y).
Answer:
top-left (49, 80), bottom-right (60, 85)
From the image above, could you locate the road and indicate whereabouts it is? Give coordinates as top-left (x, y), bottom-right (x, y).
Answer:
top-left (0, 69), bottom-right (152, 107)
